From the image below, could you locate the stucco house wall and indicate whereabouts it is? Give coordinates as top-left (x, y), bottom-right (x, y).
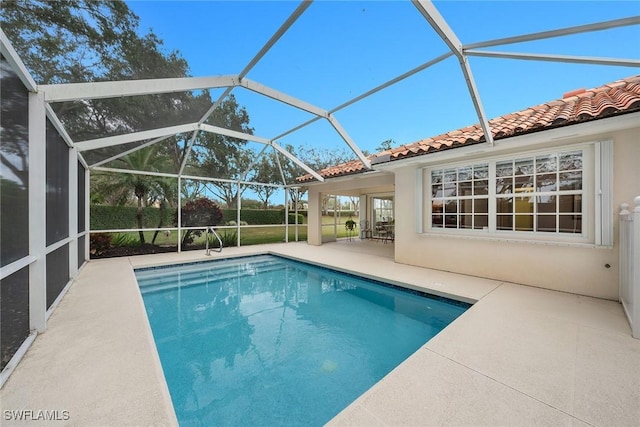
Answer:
top-left (304, 113), bottom-right (638, 300)
top-left (392, 121), bottom-right (639, 300)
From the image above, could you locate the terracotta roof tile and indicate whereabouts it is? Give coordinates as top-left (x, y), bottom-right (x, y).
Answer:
top-left (297, 75), bottom-right (640, 183)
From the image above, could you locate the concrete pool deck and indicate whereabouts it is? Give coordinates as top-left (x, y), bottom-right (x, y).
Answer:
top-left (1, 240), bottom-right (638, 426)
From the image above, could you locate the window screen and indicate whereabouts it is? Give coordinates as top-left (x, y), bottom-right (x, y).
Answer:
top-left (46, 119), bottom-right (69, 246)
top-left (0, 267), bottom-right (30, 370)
top-left (0, 56), bottom-right (30, 267)
top-left (46, 244), bottom-right (70, 309)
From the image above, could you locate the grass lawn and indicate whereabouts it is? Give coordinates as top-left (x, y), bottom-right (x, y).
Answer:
top-left (98, 215), bottom-right (359, 250)
top-left (105, 225), bottom-right (309, 248)
top-left (322, 215), bottom-right (359, 238)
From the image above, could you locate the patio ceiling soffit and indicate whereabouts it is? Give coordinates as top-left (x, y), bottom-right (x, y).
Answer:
top-left (412, 0), bottom-right (494, 146)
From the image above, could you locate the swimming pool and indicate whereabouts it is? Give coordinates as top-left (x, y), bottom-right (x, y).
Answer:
top-left (136, 254), bottom-right (470, 426)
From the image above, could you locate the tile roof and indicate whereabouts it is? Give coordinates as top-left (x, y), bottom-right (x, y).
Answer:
top-left (297, 75), bottom-right (640, 183)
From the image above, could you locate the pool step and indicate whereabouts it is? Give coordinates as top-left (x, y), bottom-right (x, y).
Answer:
top-left (137, 258), bottom-right (289, 294)
top-left (135, 255), bottom-right (276, 280)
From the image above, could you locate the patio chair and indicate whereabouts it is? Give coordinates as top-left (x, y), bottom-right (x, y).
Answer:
top-left (360, 220), bottom-right (372, 239)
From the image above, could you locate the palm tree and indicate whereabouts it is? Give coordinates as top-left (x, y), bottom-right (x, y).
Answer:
top-left (93, 145), bottom-right (170, 245)
top-left (151, 176), bottom-right (178, 245)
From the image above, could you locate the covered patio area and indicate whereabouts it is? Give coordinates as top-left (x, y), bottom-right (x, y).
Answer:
top-left (1, 242), bottom-right (637, 426)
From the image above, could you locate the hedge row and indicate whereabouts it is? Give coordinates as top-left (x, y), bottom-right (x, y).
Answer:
top-left (91, 205), bottom-right (304, 230)
top-left (90, 205), bottom-right (173, 230)
top-left (221, 209), bottom-right (303, 225)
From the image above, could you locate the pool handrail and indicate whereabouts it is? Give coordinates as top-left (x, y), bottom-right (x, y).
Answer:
top-left (205, 226), bottom-right (223, 255)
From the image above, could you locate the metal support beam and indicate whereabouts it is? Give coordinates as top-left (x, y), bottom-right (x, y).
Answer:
top-left (178, 131), bottom-right (200, 175)
top-left (28, 91), bottom-right (47, 333)
top-left (92, 166), bottom-right (283, 188)
top-left (193, 1), bottom-right (312, 162)
top-left (274, 147), bottom-right (288, 186)
top-left (77, 152), bottom-right (89, 170)
top-left (240, 144), bottom-right (269, 181)
top-left (271, 142), bottom-right (324, 182)
top-left (0, 28), bottom-right (37, 91)
top-left (412, 0), bottom-right (463, 54)
top-left (41, 75), bottom-right (238, 102)
top-left (326, 115), bottom-right (371, 169)
top-left (84, 169), bottom-right (90, 261)
top-left (92, 167), bottom-right (177, 179)
top-left (68, 147), bottom-right (78, 279)
top-left (272, 116), bottom-right (322, 141)
top-left (331, 52), bottom-right (453, 113)
top-left (458, 56), bottom-right (494, 145)
top-left (238, 1), bottom-right (313, 79)
top-left (90, 135), bottom-right (172, 168)
top-left (464, 50), bottom-right (640, 68)
top-left (199, 123), bottom-right (271, 144)
top-left (75, 123), bottom-right (198, 152)
top-left (44, 104), bottom-right (74, 148)
top-left (412, 0), bottom-right (494, 145)
top-left (198, 87), bottom-right (234, 125)
top-left (177, 176), bottom-right (182, 253)
top-left (464, 16), bottom-right (640, 50)
top-left (240, 78), bottom-right (328, 118)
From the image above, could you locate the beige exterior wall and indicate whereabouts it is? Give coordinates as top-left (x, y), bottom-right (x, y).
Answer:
top-left (394, 125), bottom-right (639, 300)
top-left (306, 115), bottom-right (639, 299)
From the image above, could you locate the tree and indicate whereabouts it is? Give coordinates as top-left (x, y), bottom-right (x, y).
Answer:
top-left (375, 139), bottom-right (395, 152)
top-left (2, 0), bottom-right (257, 244)
top-left (0, 0), bottom-right (211, 156)
top-left (296, 145), bottom-right (355, 171)
top-left (150, 176), bottom-right (178, 246)
top-left (250, 149), bottom-right (284, 209)
top-left (276, 144), bottom-right (308, 212)
top-left (91, 145), bottom-right (167, 245)
top-left (178, 198), bottom-right (223, 247)
top-left (0, 58), bottom-right (29, 189)
top-left (191, 95), bottom-right (254, 208)
top-left (294, 145), bottom-right (356, 215)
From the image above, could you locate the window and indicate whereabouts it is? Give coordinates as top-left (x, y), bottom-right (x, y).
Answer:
top-left (495, 152), bottom-right (583, 234)
top-left (424, 143), bottom-right (609, 244)
top-left (431, 164), bottom-right (489, 230)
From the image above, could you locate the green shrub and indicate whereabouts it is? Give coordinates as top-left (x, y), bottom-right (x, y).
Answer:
top-left (111, 233), bottom-right (139, 247)
top-left (179, 198), bottom-right (223, 247)
top-left (90, 233), bottom-right (112, 256)
top-left (287, 213), bottom-right (304, 224)
top-left (90, 205), bottom-right (173, 230)
top-left (220, 209), bottom-right (304, 225)
top-left (91, 205), bottom-right (304, 230)
top-left (218, 230), bottom-right (239, 247)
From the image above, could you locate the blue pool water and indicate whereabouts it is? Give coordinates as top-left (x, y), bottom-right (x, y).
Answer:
top-left (136, 255), bottom-right (469, 426)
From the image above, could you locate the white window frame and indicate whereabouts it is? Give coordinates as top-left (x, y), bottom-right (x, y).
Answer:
top-left (422, 140), bottom-right (613, 246)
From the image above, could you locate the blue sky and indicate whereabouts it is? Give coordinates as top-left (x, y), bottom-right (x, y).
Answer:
top-left (126, 0), bottom-right (640, 156)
